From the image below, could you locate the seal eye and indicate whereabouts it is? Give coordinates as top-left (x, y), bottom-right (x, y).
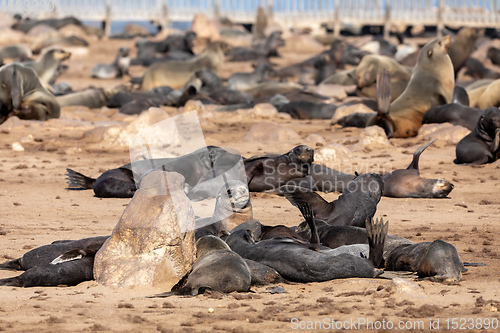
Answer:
top-left (427, 49), bottom-right (433, 57)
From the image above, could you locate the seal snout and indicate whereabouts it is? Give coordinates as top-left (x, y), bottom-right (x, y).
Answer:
top-left (431, 179), bottom-right (454, 198)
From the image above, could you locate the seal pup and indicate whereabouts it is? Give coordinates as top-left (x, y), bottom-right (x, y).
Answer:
top-left (423, 103), bottom-right (481, 131)
top-left (227, 31), bottom-right (284, 62)
top-left (0, 236), bottom-right (108, 287)
top-left (281, 173), bottom-right (384, 228)
top-left (22, 48), bottom-right (71, 86)
top-left (148, 235), bottom-right (251, 296)
top-left (225, 216), bottom-right (386, 283)
top-left (487, 46), bottom-right (500, 66)
top-left (269, 94), bottom-right (338, 120)
top-left (367, 36), bottom-right (455, 138)
top-left (227, 63), bottom-right (273, 91)
top-left (91, 47), bottom-right (130, 79)
top-left (0, 63), bottom-right (60, 124)
top-left (383, 139), bottom-right (454, 198)
top-left (195, 180), bottom-right (253, 240)
top-left (56, 85), bottom-right (129, 108)
top-left (140, 41), bottom-right (226, 90)
top-left (455, 107), bottom-right (500, 164)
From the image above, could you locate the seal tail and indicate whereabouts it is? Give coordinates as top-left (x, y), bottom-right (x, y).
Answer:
top-left (407, 138), bottom-right (437, 171)
top-left (376, 69), bottom-right (391, 115)
top-left (0, 276), bottom-right (23, 287)
top-left (365, 217), bottom-right (388, 268)
top-left (65, 168), bottom-right (96, 189)
top-left (0, 258), bottom-right (23, 271)
top-left (294, 202), bottom-right (320, 244)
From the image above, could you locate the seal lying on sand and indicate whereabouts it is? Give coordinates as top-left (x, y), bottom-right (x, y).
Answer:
top-left (455, 107), bottom-right (500, 165)
top-left (0, 44), bottom-right (32, 61)
top-left (225, 216), bottom-right (386, 283)
top-left (148, 235), bottom-right (251, 296)
top-left (66, 146), bottom-right (243, 199)
top-left (383, 139), bottom-right (454, 198)
top-left (270, 94), bottom-right (337, 120)
top-left (281, 173), bottom-right (384, 227)
top-left (227, 63), bottom-right (273, 91)
top-left (140, 41), bottom-right (226, 90)
top-left (0, 236), bottom-right (108, 287)
top-left (0, 63), bottom-right (61, 124)
top-left (91, 47), bottom-right (130, 79)
top-left (22, 48), bottom-right (71, 86)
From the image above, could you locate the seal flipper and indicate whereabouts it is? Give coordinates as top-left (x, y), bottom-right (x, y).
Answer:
top-left (0, 276), bottom-right (23, 287)
top-left (365, 217), bottom-right (388, 268)
top-left (406, 138), bottom-right (437, 171)
top-left (280, 185), bottom-right (332, 220)
top-left (0, 258), bottom-right (23, 271)
top-left (65, 168), bottom-right (96, 189)
top-left (50, 249), bottom-right (95, 265)
top-left (294, 202), bottom-right (320, 244)
top-left (146, 286), bottom-right (207, 298)
top-left (374, 69), bottom-right (395, 138)
top-left (10, 64), bottom-right (23, 111)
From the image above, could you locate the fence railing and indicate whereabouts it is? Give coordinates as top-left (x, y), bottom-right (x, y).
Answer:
top-left (0, 0), bottom-right (498, 34)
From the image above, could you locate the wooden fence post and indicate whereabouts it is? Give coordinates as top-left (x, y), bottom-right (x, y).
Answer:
top-left (437, 0), bottom-right (444, 38)
top-left (104, 1), bottom-right (112, 38)
top-left (156, 0), bottom-right (170, 32)
top-left (384, 3), bottom-right (391, 40)
top-left (334, 0), bottom-right (341, 38)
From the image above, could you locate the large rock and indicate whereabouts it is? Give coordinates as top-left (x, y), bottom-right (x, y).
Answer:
top-left (94, 171), bottom-right (196, 289)
top-left (314, 143), bottom-right (353, 164)
top-left (242, 121), bottom-right (300, 142)
top-left (417, 123), bottom-right (470, 145)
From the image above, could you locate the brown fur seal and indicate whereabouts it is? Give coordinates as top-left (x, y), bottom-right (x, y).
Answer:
top-left (91, 47), bottom-right (130, 79)
top-left (148, 235), bottom-right (251, 296)
top-left (448, 27), bottom-right (483, 76)
top-left (383, 139), bottom-right (454, 198)
top-left (368, 36), bottom-right (454, 138)
top-left (140, 41), bottom-right (226, 90)
top-left (455, 107), bottom-right (500, 165)
top-left (0, 236), bottom-right (108, 287)
top-left (385, 239), bottom-right (463, 282)
top-left (0, 63), bottom-right (60, 124)
top-left (0, 44), bottom-right (32, 61)
top-left (477, 79), bottom-right (500, 109)
top-left (354, 54), bottom-right (412, 101)
top-left (281, 173), bottom-right (384, 228)
top-left (56, 85), bottom-right (129, 108)
top-left (195, 180), bottom-right (253, 240)
top-left (22, 48), bottom-right (71, 86)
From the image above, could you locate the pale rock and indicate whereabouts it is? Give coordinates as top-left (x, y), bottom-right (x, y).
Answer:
top-left (387, 277), bottom-right (428, 299)
top-left (11, 142), bottom-right (24, 152)
top-left (242, 121), bottom-right (300, 142)
top-left (356, 126), bottom-right (391, 149)
top-left (417, 123), bottom-right (470, 145)
top-left (304, 134), bottom-right (326, 145)
top-left (94, 171), bottom-right (196, 289)
top-left (314, 143), bottom-right (353, 164)
top-left (331, 103), bottom-right (375, 124)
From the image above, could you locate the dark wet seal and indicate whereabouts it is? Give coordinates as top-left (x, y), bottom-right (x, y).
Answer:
top-left (383, 139), bottom-right (454, 198)
top-left (0, 236), bottom-right (108, 287)
top-left (147, 235), bottom-right (251, 297)
top-left (455, 107), bottom-right (500, 165)
top-left (281, 173), bottom-right (384, 227)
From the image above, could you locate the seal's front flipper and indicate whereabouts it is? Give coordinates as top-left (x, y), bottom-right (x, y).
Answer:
top-left (294, 202), bottom-right (320, 245)
top-left (0, 276), bottom-right (22, 287)
top-left (366, 217), bottom-right (388, 268)
top-left (376, 69), bottom-right (391, 115)
top-left (0, 258), bottom-right (23, 271)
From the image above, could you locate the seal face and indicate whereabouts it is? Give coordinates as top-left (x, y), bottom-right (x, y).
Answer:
top-left (455, 107), bottom-right (500, 164)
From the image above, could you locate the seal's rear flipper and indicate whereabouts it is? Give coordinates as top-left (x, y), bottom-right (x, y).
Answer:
top-left (376, 69), bottom-right (391, 115)
top-left (294, 202), bottom-right (320, 245)
top-left (0, 258), bottom-right (23, 271)
top-left (65, 168), bottom-right (96, 189)
top-left (366, 217), bottom-right (388, 268)
top-left (50, 249), bottom-right (96, 265)
top-left (407, 138), bottom-right (437, 171)
top-left (146, 286), bottom-right (206, 298)
top-left (0, 276), bottom-right (22, 287)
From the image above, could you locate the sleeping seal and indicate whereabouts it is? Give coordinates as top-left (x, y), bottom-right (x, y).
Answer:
top-left (0, 63), bottom-right (60, 124)
top-left (148, 235), bottom-right (251, 296)
top-left (91, 47), bottom-right (131, 79)
top-left (0, 236), bottom-right (108, 287)
top-left (455, 107), bottom-right (500, 165)
top-left (383, 139), bottom-right (454, 198)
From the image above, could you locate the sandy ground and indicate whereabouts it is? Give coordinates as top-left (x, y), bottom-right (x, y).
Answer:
top-left (0, 34), bottom-right (499, 333)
